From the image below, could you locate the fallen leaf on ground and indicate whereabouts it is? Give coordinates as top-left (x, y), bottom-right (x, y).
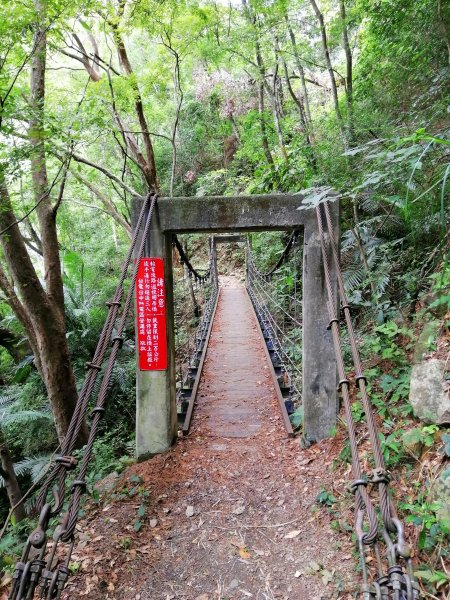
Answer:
top-left (283, 530), bottom-right (301, 539)
top-left (232, 505), bottom-right (246, 515)
top-left (239, 547), bottom-right (251, 559)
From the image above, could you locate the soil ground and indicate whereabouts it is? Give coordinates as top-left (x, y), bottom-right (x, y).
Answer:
top-left (59, 277), bottom-right (356, 600)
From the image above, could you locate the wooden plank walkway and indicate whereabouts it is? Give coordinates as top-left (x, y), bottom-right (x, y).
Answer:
top-left (61, 278), bottom-right (355, 600)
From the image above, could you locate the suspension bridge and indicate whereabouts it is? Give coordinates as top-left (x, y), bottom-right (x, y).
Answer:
top-left (6, 191), bottom-right (420, 599)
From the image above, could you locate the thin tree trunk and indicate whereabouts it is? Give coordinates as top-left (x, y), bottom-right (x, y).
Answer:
top-left (168, 45), bottom-right (183, 197)
top-left (111, 23), bottom-right (158, 191)
top-left (438, 0), bottom-right (450, 66)
top-left (281, 58), bottom-right (317, 170)
top-left (309, 0), bottom-right (344, 131)
top-left (339, 0), bottom-right (354, 143)
top-left (257, 82), bottom-right (274, 168)
top-left (272, 36), bottom-right (288, 162)
top-left (70, 169), bottom-right (132, 236)
top-left (285, 16), bottom-right (312, 126)
top-left (352, 227), bottom-right (376, 299)
top-left (29, 6), bottom-right (65, 321)
top-left (0, 431), bottom-right (26, 522)
top-left (242, 0), bottom-right (287, 162)
top-left (183, 242), bottom-right (200, 318)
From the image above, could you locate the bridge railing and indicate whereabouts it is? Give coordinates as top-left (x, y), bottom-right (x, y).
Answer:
top-left (174, 237), bottom-right (219, 431)
top-left (246, 236), bottom-right (302, 415)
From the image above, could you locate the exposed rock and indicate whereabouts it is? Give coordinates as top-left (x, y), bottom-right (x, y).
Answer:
top-left (422, 291), bottom-right (448, 319)
top-left (412, 320), bottom-right (440, 364)
top-left (433, 467), bottom-right (450, 529)
top-left (401, 429), bottom-right (423, 458)
top-left (409, 359), bottom-right (450, 425)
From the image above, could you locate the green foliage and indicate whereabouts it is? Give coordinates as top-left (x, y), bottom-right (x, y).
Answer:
top-left (316, 487), bottom-right (337, 508)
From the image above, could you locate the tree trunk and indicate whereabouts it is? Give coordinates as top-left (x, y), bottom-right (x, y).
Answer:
top-left (309, 0), bottom-right (344, 131)
top-left (242, 0), bottom-right (287, 162)
top-left (339, 0), bottom-right (354, 143)
top-left (0, 431), bottom-right (26, 522)
top-left (281, 58), bottom-right (317, 170)
top-left (183, 242), bottom-right (200, 318)
top-left (271, 37), bottom-right (288, 163)
top-left (257, 83), bottom-right (274, 168)
top-left (0, 3), bottom-right (87, 445)
top-left (438, 0), bottom-right (450, 66)
top-left (285, 16), bottom-right (312, 126)
top-left (112, 26), bottom-right (158, 192)
top-left (29, 6), bottom-right (65, 322)
top-left (0, 172), bottom-right (84, 444)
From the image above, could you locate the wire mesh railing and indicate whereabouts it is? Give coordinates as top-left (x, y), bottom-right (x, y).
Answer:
top-left (246, 234), bottom-right (302, 412)
top-left (173, 237), bottom-right (219, 428)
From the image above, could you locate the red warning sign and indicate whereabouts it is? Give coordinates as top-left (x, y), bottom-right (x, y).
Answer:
top-left (135, 258), bottom-right (167, 370)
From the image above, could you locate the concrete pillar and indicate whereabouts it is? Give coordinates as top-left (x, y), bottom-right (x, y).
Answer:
top-left (132, 199), bottom-right (178, 460)
top-left (302, 201), bottom-right (339, 443)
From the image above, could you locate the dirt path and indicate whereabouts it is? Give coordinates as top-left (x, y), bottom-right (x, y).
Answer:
top-left (61, 278), bottom-right (355, 600)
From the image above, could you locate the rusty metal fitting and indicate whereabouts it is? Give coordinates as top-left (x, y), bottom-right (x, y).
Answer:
top-left (112, 335), bottom-right (124, 348)
top-left (71, 480), bottom-right (87, 494)
top-left (39, 568), bottom-right (53, 593)
top-left (327, 317), bottom-right (339, 330)
top-left (29, 504), bottom-right (51, 549)
top-left (387, 565), bottom-right (404, 591)
top-left (28, 558), bottom-right (46, 586)
top-left (85, 361), bottom-right (101, 371)
top-left (375, 575), bottom-right (390, 600)
top-left (338, 378), bottom-right (350, 391)
top-left (90, 406), bottom-right (106, 419)
top-left (105, 300), bottom-right (121, 308)
top-left (370, 468), bottom-right (391, 485)
top-left (55, 456), bottom-right (78, 470)
top-left (349, 478), bottom-right (368, 494)
top-left (11, 561), bottom-right (25, 585)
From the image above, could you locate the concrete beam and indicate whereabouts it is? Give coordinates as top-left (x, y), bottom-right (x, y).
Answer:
top-left (158, 194), bottom-right (307, 233)
top-left (213, 234), bottom-right (247, 244)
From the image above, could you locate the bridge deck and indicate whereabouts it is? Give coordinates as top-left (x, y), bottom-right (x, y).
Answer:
top-left (61, 278), bottom-right (353, 599)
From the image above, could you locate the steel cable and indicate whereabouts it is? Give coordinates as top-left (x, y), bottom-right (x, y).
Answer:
top-left (316, 202), bottom-right (419, 599)
top-left (173, 235), bottom-right (211, 281)
top-left (36, 192), bottom-right (155, 516)
top-left (250, 230), bottom-right (299, 279)
top-left (322, 203), bottom-right (397, 534)
top-left (9, 194), bottom-right (158, 600)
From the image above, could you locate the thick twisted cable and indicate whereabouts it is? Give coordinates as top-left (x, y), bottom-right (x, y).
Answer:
top-left (173, 235), bottom-right (210, 281)
top-left (61, 193), bottom-right (158, 542)
top-left (316, 207), bottom-right (378, 545)
top-left (36, 193), bottom-right (154, 513)
top-left (247, 231), bottom-right (298, 279)
top-left (322, 202), bottom-right (396, 532)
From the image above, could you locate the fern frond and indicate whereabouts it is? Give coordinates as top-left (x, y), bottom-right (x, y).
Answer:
top-left (0, 410), bottom-right (53, 427)
top-left (343, 263), bottom-right (366, 292)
